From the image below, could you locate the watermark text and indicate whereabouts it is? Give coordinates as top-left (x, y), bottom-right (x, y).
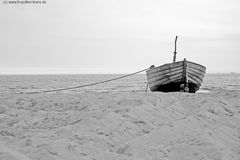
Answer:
top-left (3, 0), bottom-right (46, 4)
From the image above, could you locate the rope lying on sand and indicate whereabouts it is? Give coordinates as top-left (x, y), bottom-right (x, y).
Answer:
top-left (24, 68), bottom-right (149, 94)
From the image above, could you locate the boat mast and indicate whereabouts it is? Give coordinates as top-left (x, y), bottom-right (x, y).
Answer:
top-left (173, 36), bottom-right (178, 63)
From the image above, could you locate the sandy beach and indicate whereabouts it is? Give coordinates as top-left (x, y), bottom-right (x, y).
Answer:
top-left (0, 91), bottom-right (239, 160)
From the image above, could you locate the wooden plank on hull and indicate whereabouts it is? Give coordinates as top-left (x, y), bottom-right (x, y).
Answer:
top-left (188, 72), bottom-right (203, 83)
top-left (149, 72), bottom-right (182, 83)
top-left (188, 62), bottom-right (206, 73)
top-left (188, 66), bottom-right (206, 73)
top-left (188, 61), bottom-right (206, 69)
top-left (149, 77), bottom-right (182, 88)
top-left (188, 72), bottom-right (205, 81)
top-left (147, 68), bottom-right (183, 80)
top-left (147, 61), bottom-right (183, 75)
top-left (188, 67), bottom-right (206, 76)
top-left (188, 67), bottom-right (205, 77)
top-left (188, 73), bottom-right (202, 84)
top-left (188, 69), bottom-right (205, 79)
top-left (148, 77), bottom-right (178, 87)
top-left (147, 66), bottom-right (182, 78)
top-left (148, 74), bottom-right (182, 86)
top-left (147, 70), bottom-right (182, 84)
top-left (147, 72), bottom-right (182, 84)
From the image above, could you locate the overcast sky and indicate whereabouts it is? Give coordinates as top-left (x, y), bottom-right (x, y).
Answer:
top-left (1, 0), bottom-right (240, 74)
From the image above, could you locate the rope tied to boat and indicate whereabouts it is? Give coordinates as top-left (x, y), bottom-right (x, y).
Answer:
top-left (23, 68), bottom-right (150, 94)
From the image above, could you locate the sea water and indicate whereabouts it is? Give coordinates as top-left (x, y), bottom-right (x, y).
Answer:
top-left (0, 73), bottom-right (239, 94)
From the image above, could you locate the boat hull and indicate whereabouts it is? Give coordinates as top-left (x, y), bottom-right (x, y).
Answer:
top-left (146, 60), bottom-right (206, 93)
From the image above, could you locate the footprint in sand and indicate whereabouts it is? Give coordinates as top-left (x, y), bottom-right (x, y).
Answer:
top-left (115, 144), bottom-right (134, 156)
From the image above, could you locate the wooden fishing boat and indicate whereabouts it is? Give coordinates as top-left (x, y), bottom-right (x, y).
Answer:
top-left (146, 36), bottom-right (206, 93)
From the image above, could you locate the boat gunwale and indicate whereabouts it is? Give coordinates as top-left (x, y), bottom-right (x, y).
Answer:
top-left (147, 60), bottom-right (206, 75)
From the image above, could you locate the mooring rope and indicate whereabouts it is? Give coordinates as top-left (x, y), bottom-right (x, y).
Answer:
top-left (24, 68), bottom-right (149, 94)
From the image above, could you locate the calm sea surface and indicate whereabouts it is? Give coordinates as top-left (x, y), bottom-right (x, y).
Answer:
top-left (0, 74), bottom-right (239, 93)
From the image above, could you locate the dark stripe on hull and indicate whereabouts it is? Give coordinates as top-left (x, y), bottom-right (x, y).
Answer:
top-left (150, 82), bottom-right (200, 93)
